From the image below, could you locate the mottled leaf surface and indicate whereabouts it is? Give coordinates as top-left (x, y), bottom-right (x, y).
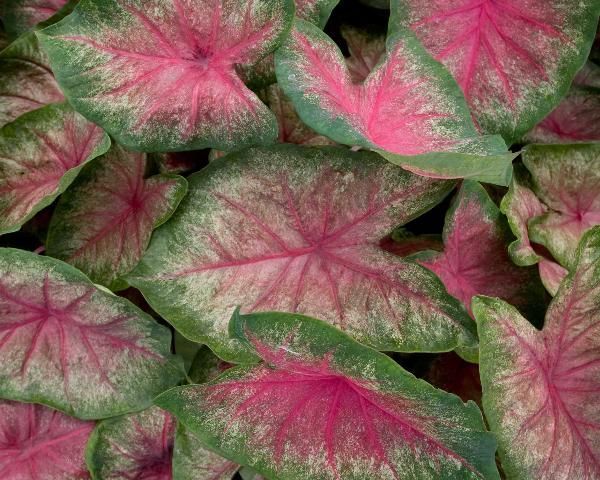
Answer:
top-left (524, 143), bottom-right (600, 269)
top-left (0, 32), bottom-right (64, 128)
top-left (128, 145), bottom-right (475, 362)
top-left (415, 181), bottom-right (544, 320)
top-left (1, 0), bottom-right (70, 38)
top-left (473, 226), bottom-right (600, 480)
top-left (37, 0), bottom-right (294, 152)
top-left (0, 400), bottom-right (94, 479)
top-left (46, 145), bottom-right (187, 289)
top-left (157, 311), bottom-right (499, 480)
top-left (0, 102), bottom-right (109, 236)
top-left (340, 25), bottom-right (385, 84)
top-left (392, 0), bottom-right (600, 144)
top-left (0, 249), bottom-right (184, 419)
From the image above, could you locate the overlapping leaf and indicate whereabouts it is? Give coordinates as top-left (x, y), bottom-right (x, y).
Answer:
top-left (391, 0), bottom-right (600, 145)
top-left (157, 310), bottom-right (499, 480)
top-left (46, 145), bottom-right (187, 289)
top-left (128, 145), bottom-right (475, 362)
top-left (0, 32), bottom-right (64, 128)
top-left (0, 249), bottom-right (184, 419)
top-left (1, 0), bottom-right (70, 38)
top-left (0, 102), bottom-right (110, 235)
top-left (473, 226), bottom-right (600, 479)
top-left (37, 0), bottom-right (294, 152)
top-left (340, 25), bottom-right (385, 84)
top-left (0, 400), bottom-right (94, 479)
top-left (275, 20), bottom-right (514, 184)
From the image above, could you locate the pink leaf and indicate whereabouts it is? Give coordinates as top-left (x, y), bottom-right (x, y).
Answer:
top-left (0, 400), bottom-right (93, 479)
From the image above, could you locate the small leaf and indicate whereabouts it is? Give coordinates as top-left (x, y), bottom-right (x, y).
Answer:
top-left (340, 25), bottom-right (385, 84)
top-left (275, 19), bottom-right (514, 184)
top-left (414, 180), bottom-right (545, 321)
top-left (391, 0), bottom-right (600, 144)
top-left (538, 257), bottom-right (568, 297)
top-left (46, 144), bottom-right (187, 289)
top-left (1, 0), bottom-right (70, 38)
top-left (473, 226), bottom-right (600, 480)
top-left (128, 145), bottom-right (475, 362)
top-left (0, 102), bottom-right (110, 236)
top-left (156, 310), bottom-right (500, 480)
top-left (0, 31), bottom-right (64, 128)
top-left (380, 231), bottom-right (443, 257)
top-left (0, 400), bottom-right (94, 479)
top-left (524, 143), bottom-right (600, 269)
top-left (37, 0), bottom-right (294, 152)
top-left (0, 248), bottom-right (184, 419)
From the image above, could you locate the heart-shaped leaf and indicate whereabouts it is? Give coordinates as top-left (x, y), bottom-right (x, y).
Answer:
top-left (1, 0), bottom-right (70, 38)
top-left (128, 145), bottom-right (475, 362)
top-left (156, 310), bottom-right (500, 480)
top-left (0, 400), bottom-right (94, 479)
top-left (524, 143), bottom-right (600, 269)
top-left (391, 0), bottom-right (600, 145)
top-left (414, 181), bottom-right (545, 321)
top-left (0, 31), bottom-right (64, 128)
top-left (46, 145), bottom-right (187, 290)
top-left (473, 226), bottom-right (600, 480)
top-left (0, 248), bottom-right (184, 419)
top-left (37, 0), bottom-right (294, 152)
top-left (0, 102), bottom-right (110, 236)
top-left (275, 19), bottom-right (514, 184)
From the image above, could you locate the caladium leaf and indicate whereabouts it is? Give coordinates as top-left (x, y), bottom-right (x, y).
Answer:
top-left (275, 19), bottom-right (514, 185)
top-left (128, 145), bottom-right (475, 362)
top-left (0, 102), bottom-right (110, 236)
top-left (340, 25), bottom-right (385, 84)
top-left (156, 310), bottom-right (500, 480)
top-left (473, 226), bottom-right (600, 480)
top-left (46, 145), bottom-right (187, 290)
top-left (1, 0), bottom-right (70, 38)
top-left (414, 181), bottom-right (545, 321)
top-left (391, 0), bottom-right (600, 145)
top-left (0, 400), bottom-right (94, 479)
top-left (37, 0), bottom-right (294, 152)
top-left (524, 143), bottom-right (600, 269)
top-left (379, 231), bottom-right (443, 257)
top-left (0, 248), bottom-right (184, 419)
top-left (0, 31), bottom-right (64, 128)
top-left (538, 257), bottom-right (568, 297)
top-left (188, 345), bottom-right (233, 385)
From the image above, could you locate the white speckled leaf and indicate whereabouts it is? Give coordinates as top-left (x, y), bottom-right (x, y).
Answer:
top-left (0, 249), bottom-right (184, 419)
top-left (46, 145), bottom-right (187, 289)
top-left (275, 19), bottom-right (514, 184)
top-left (0, 102), bottom-right (110, 236)
top-left (391, 0), bottom-right (600, 145)
top-left (0, 400), bottom-right (94, 479)
top-left (37, 0), bottom-right (294, 152)
top-left (473, 226), bottom-right (600, 479)
top-left (156, 310), bottom-right (500, 480)
top-left (0, 31), bottom-right (64, 128)
top-left (128, 145), bottom-right (475, 362)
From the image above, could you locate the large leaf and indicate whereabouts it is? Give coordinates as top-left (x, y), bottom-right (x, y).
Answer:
top-left (524, 143), bottom-right (600, 269)
top-left (37, 0), bottom-right (294, 152)
top-left (275, 19), bottom-right (514, 184)
top-left (473, 226), bottom-right (600, 479)
top-left (0, 102), bottom-right (110, 236)
top-left (414, 181), bottom-right (545, 321)
top-left (1, 0), bottom-right (70, 38)
top-left (128, 145), bottom-right (475, 362)
top-left (0, 400), bottom-right (94, 479)
top-left (0, 249), bottom-right (184, 419)
top-left (0, 31), bottom-right (64, 128)
top-left (156, 310), bottom-right (500, 480)
top-left (46, 145), bottom-right (187, 290)
top-left (391, 0), bottom-right (600, 145)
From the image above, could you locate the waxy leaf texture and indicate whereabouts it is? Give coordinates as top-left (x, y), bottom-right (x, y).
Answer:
top-left (37, 0), bottom-right (294, 152)
top-left (128, 145), bottom-right (475, 362)
top-left (0, 400), bottom-right (94, 479)
top-left (0, 249), bottom-right (184, 419)
top-left (47, 145), bottom-right (187, 289)
top-left (275, 20), bottom-right (514, 184)
top-left (391, 0), bottom-right (600, 145)
top-left (0, 32), bottom-right (63, 128)
top-left (473, 226), bottom-right (600, 480)
top-left (157, 310), bottom-right (499, 480)
top-left (0, 102), bottom-right (110, 235)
